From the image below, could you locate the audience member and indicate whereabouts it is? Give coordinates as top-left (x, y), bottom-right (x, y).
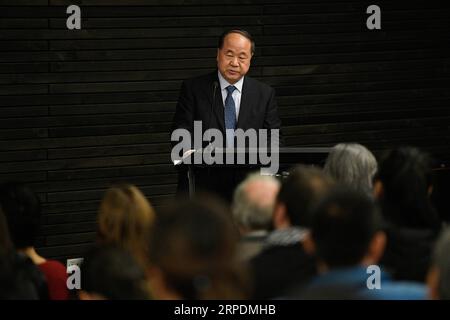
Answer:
top-left (324, 143), bottom-right (377, 195)
top-left (232, 173), bottom-right (280, 260)
top-left (427, 228), bottom-right (450, 300)
top-left (374, 147), bottom-right (442, 282)
top-left (97, 184), bottom-right (155, 269)
top-left (296, 187), bottom-right (426, 299)
top-left (79, 245), bottom-right (150, 300)
top-left (0, 206), bottom-right (45, 299)
top-left (148, 195), bottom-right (250, 299)
top-left (249, 165), bottom-right (334, 299)
top-left (0, 182), bottom-right (64, 299)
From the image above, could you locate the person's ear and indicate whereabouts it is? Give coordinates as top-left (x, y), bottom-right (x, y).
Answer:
top-left (216, 48), bottom-right (220, 62)
top-left (426, 266), bottom-right (440, 300)
top-left (302, 232), bottom-right (316, 256)
top-left (273, 202), bottom-right (289, 229)
top-left (366, 231), bottom-right (387, 265)
top-left (373, 180), bottom-right (384, 199)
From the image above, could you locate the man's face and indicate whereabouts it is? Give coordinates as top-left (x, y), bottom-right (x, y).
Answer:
top-left (217, 33), bottom-right (253, 84)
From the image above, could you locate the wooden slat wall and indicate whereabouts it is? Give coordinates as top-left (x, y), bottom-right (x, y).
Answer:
top-left (1, 0), bottom-right (449, 260)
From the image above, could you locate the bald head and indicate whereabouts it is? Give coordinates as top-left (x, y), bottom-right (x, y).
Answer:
top-left (244, 178), bottom-right (279, 209)
top-left (232, 174), bottom-right (280, 233)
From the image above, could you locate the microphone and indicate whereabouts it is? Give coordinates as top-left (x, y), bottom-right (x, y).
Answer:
top-left (207, 81), bottom-right (219, 138)
top-left (204, 81), bottom-right (218, 150)
top-left (203, 81), bottom-right (218, 169)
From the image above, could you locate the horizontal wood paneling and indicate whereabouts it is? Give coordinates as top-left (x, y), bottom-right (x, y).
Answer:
top-left (1, 0), bottom-right (449, 261)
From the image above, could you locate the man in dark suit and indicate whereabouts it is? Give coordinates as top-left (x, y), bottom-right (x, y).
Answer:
top-left (172, 29), bottom-right (282, 200)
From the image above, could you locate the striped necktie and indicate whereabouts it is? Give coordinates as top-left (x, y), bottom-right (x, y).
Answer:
top-left (224, 85), bottom-right (237, 147)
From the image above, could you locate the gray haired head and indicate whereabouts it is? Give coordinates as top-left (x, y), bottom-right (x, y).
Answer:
top-left (324, 143), bottom-right (377, 195)
top-left (432, 228), bottom-right (450, 299)
top-left (232, 173), bottom-right (280, 232)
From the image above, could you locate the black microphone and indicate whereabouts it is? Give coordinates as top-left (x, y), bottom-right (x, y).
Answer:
top-left (204, 81), bottom-right (218, 168)
top-left (207, 81), bottom-right (219, 134)
top-left (204, 81), bottom-right (219, 151)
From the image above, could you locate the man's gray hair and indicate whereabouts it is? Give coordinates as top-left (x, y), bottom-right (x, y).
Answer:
top-left (433, 227), bottom-right (450, 299)
top-left (324, 143), bottom-right (377, 195)
top-left (232, 173), bottom-right (280, 231)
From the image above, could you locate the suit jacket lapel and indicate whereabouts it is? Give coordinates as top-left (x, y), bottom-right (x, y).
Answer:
top-left (214, 83), bottom-right (225, 133)
top-left (208, 72), bottom-right (225, 133)
top-left (236, 76), bottom-right (252, 130)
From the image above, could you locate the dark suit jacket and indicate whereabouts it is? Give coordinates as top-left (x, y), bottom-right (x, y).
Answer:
top-left (172, 71), bottom-right (283, 201)
top-left (172, 71), bottom-right (282, 145)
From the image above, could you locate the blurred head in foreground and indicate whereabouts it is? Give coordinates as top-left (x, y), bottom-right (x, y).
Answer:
top-left (79, 245), bottom-right (150, 300)
top-left (148, 194), bottom-right (250, 299)
top-left (232, 173), bottom-right (280, 234)
top-left (307, 187), bottom-right (385, 270)
top-left (97, 184), bottom-right (155, 268)
top-left (427, 228), bottom-right (450, 300)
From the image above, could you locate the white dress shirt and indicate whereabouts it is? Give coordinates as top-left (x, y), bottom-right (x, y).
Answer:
top-left (218, 71), bottom-right (244, 122)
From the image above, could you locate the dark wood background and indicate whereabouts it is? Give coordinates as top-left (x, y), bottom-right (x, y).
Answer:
top-left (1, 0), bottom-right (449, 261)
